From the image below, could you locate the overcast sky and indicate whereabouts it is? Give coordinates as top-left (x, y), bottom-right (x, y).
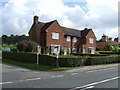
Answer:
top-left (0, 0), bottom-right (119, 40)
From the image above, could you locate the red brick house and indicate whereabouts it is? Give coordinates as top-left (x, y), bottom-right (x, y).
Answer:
top-left (28, 16), bottom-right (96, 54)
top-left (96, 34), bottom-right (119, 51)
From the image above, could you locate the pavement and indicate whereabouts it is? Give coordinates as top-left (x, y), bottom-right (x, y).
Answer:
top-left (1, 62), bottom-right (120, 89)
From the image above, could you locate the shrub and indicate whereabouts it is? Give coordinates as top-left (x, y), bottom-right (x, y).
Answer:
top-left (86, 55), bottom-right (120, 65)
top-left (59, 54), bottom-right (78, 58)
top-left (98, 51), bottom-right (120, 55)
top-left (2, 51), bottom-right (37, 63)
top-left (17, 40), bottom-right (38, 52)
top-left (73, 53), bottom-right (108, 56)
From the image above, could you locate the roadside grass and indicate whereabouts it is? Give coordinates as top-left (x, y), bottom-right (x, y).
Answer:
top-left (2, 59), bottom-right (73, 71)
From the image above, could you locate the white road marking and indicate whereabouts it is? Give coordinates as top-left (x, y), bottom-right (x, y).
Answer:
top-left (0, 81), bottom-right (13, 85)
top-left (86, 71), bottom-right (96, 73)
top-left (52, 75), bottom-right (63, 78)
top-left (56, 75), bottom-right (63, 77)
top-left (71, 73), bottom-right (78, 75)
top-left (85, 86), bottom-right (94, 89)
top-left (51, 76), bottom-right (56, 78)
top-left (86, 67), bottom-right (117, 73)
top-left (24, 78), bottom-right (41, 81)
top-left (1, 77), bottom-right (42, 85)
top-left (72, 76), bottom-right (119, 90)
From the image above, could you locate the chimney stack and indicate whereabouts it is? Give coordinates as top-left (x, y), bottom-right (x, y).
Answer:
top-left (102, 34), bottom-right (108, 42)
top-left (33, 16), bottom-right (39, 24)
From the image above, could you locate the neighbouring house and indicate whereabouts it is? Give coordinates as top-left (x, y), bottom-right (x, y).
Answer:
top-left (28, 16), bottom-right (96, 54)
top-left (96, 34), bottom-right (119, 51)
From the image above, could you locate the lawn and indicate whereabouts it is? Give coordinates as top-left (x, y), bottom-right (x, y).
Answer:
top-left (2, 59), bottom-right (74, 71)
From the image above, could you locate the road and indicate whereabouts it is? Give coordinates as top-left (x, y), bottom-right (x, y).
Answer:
top-left (1, 62), bottom-right (119, 89)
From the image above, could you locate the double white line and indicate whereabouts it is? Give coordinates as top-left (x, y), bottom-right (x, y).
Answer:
top-left (71, 76), bottom-right (119, 90)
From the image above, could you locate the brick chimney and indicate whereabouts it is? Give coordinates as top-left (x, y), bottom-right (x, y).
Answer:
top-left (33, 16), bottom-right (39, 24)
top-left (102, 34), bottom-right (108, 41)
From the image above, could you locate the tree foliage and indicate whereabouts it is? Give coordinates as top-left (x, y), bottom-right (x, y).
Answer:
top-left (105, 45), bottom-right (119, 52)
top-left (17, 40), bottom-right (38, 52)
top-left (2, 34), bottom-right (28, 44)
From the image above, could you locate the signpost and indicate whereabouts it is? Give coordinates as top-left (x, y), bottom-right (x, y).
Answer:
top-left (37, 45), bottom-right (41, 65)
top-left (54, 46), bottom-right (60, 67)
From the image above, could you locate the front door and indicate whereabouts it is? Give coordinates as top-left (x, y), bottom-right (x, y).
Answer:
top-left (51, 45), bottom-right (60, 54)
top-left (64, 47), bottom-right (67, 55)
top-left (88, 47), bottom-right (94, 54)
top-left (83, 48), bottom-right (86, 54)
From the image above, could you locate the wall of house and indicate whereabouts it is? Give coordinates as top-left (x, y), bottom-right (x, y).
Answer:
top-left (29, 24), bottom-right (41, 45)
top-left (83, 30), bottom-right (96, 54)
top-left (45, 21), bottom-right (80, 54)
top-left (45, 21), bottom-right (66, 53)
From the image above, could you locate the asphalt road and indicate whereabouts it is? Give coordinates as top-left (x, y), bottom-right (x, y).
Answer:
top-left (1, 63), bottom-right (119, 89)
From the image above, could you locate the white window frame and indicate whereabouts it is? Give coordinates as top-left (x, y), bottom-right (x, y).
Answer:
top-left (72, 48), bottom-right (77, 53)
top-left (88, 47), bottom-right (94, 54)
top-left (73, 37), bottom-right (77, 42)
top-left (52, 32), bottom-right (59, 39)
top-left (67, 36), bottom-right (71, 42)
top-left (89, 38), bottom-right (94, 44)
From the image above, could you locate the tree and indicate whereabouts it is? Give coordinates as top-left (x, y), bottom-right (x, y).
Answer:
top-left (17, 40), bottom-right (38, 52)
top-left (112, 45), bottom-right (119, 52)
top-left (108, 37), bottom-right (112, 40)
top-left (105, 45), bottom-right (113, 51)
top-left (2, 34), bottom-right (29, 45)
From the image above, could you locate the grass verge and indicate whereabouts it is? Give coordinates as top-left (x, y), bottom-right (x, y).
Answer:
top-left (2, 59), bottom-right (73, 71)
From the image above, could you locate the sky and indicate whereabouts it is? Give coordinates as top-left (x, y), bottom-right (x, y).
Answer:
top-left (0, 0), bottom-right (119, 40)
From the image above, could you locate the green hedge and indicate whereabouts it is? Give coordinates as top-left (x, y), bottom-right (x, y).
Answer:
top-left (73, 53), bottom-right (108, 56)
top-left (58, 57), bottom-right (86, 67)
top-left (2, 52), bottom-right (120, 67)
top-left (39, 55), bottom-right (85, 67)
top-left (86, 56), bottom-right (120, 65)
top-left (39, 55), bottom-right (57, 66)
top-left (2, 51), bottom-right (37, 63)
top-left (98, 51), bottom-right (120, 55)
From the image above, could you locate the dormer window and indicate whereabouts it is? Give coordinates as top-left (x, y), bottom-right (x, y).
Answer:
top-left (73, 37), bottom-right (77, 42)
top-left (67, 36), bottom-right (71, 42)
top-left (52, 32), bottom-right (59, 39)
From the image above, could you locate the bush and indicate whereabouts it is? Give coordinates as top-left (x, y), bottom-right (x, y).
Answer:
top-left (39, 54), bottom-right (87, 67)
top-left (2, 51), bottom-right (37, 63)
top-left (17, 40), bottom-right (38, 52)
top-left (2, 52), bottom-right (120, 67)
top-left (98, 51), bottom-right (120, 55)
top-left (73, 53), bottom-right (108, 56)
top-left (85, 55), bottom-right (120, 65)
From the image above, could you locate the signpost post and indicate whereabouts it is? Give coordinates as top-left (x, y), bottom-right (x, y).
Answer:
top-left (37, 45), bottom-right (40, 65)
top-left (55, 46), bottom-right (60, 67)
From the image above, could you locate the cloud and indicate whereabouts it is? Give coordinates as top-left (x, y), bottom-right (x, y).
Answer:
top-left (1, 0), bottom-right (119, 40)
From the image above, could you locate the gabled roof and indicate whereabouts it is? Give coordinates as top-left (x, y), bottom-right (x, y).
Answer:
top-left (41, 20), bottom-right (56, 31)
top-left (61, 27), bottom-right (81, 37)
top-left (81, 28), bottom-right (91, 37)
top-left (30, 19), bottom-right (93, 38)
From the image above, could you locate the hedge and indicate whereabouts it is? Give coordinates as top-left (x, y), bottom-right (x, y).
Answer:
top-left (58, 57), bottom-right (86, 67)
top-left (85, 55), bottom-right (120, 65)
top-left (2, 51), bottom-right (37, 63)
top-left (2, 52), bottom-right (120, 67)
top-left (39, 55), bottom-right (56, 66)
top-left (73, 53), bottom-right (109, 56)
top-left (98, 51), bottom-right (120, 55)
